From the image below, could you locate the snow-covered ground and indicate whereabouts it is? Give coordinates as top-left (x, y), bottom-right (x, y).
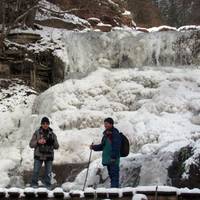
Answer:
top-left (0, 79), bottom-right (36, 187)
top-left (1, 65), bottom-right (200, 188)
top-left (1, 23), bottom-right (200, 188)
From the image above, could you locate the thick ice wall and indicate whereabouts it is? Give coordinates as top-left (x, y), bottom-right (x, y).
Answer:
top-left (62, 30), bottom-right (200, 77)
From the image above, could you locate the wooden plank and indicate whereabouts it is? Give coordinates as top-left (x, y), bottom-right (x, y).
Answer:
top-left (178, 192), bottom-right (200, 200)
top-left (69, 193), bottom-right (83, 200)
top-left (108, 192), bottom-right (120, 199)
top-left (136, 191), bottom-right (177, 200)
top-left (8, 192), bottom-right (20, 198)
top-left (37, 191), bottom-right (48, 198)
top-left (84, 192), bottom-right (95, 199)
top-left (0, 192), bottom-right (6, 198)
top-left (53, 192), bottom-right (65, 199)
top-left (24, 191), bottom-right (36, 199)
top-left (96, 192), bottom-right (107, 199)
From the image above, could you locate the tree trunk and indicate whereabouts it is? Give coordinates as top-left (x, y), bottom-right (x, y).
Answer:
top-left (0, 0), bottom-right (6, 55)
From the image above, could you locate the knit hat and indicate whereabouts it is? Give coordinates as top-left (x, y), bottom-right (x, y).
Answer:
top-left (104, 117), bottom-right (114, 125)
top-left (41, 117), bottom-right (50, 124)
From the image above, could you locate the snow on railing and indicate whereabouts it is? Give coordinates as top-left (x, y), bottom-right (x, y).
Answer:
top-left (0, 186), bottom-right (200, 199)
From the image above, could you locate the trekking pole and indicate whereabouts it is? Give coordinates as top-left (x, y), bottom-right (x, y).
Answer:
top-left (155, 185), bottom-right (158, 200)
top-left (83, 144), bottom-right (93, 191)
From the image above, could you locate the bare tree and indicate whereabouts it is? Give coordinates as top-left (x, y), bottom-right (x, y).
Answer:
top-left (0, 0), bottom-right (6, 54)
top-left (0, 0), bottom-right (40, 55)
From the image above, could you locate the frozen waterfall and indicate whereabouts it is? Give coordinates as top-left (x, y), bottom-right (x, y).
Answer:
top-left (61, 30), bottom-right (200, 78)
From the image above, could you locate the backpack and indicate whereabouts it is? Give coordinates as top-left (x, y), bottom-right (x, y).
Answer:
top-left (120, 132), bottom-right (130, 157)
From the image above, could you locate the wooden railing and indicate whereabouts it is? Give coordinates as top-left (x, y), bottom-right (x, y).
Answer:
top-left (0, 187), bottom-right (200, 200)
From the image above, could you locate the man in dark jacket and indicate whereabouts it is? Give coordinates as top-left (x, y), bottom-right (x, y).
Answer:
top-left (90, 118), bottom-right (122, 188)
top-left (29, 117), bottom-right (59, 188)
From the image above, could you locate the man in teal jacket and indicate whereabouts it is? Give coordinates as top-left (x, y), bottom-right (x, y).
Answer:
top-left (90, 118), bottom-right (122, 188)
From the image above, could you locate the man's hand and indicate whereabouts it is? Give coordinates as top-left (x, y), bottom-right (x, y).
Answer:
top-left (90, 143), bottom-right (94, 150)
top-left (38, 138), bottom-right (46, 144)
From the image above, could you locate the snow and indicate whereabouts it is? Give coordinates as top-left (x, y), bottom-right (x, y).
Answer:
top-left (0, 188), bottom-right (6, 193)
top-left (178, 188), bottom-right (200, 194)
top-left (121, 187), bottom-right (135, 193)
top-left (24, 187), bottom-right (35, 193)
top-left (36, 0), bottom-right (89, 27)
top-left (53, 187), bottom-right (64, 193)
top-left (84, 187), bottom-right (96, 193)
top-left (178, 25), bottom-right (200, 31)
top-left (97, 22), bottom-right (112, 27)
top-left (2, 186), bottom-right (200, 198)
top-left (1, 21), bottom-right (200, 189)
top-left (36, 187), bottom-right (48, 193)
top-left (136, 186), bottom-right (177, 192)
top-left (132, 194), bottom-right (147, 200)
top-left (1, 65), bottom-right (200, 188)
top-left (39, 0), bottom-right (61, 12)
top-left (0, 79), bottom-right (36, 187)
top-left (32, 66), bottom-right (199, 189)
top-left (1, 64), bottom-right (200, 188)
top-left (107, 0), bottom-right (119, 8)
top-left (87, 18), bottom-right (101, 22)
top-left (122, 10), bottom-right (131, 16)
top-left (7, 187), bottom-right (21, 193)
top-left (148, 26), bottom-right (177, 32)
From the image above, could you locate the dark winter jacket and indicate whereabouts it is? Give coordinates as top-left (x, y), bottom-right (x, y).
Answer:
top-left (29, 127), bottom-right (59, 161)
top-left (92, 127), bottom-right (121, 166)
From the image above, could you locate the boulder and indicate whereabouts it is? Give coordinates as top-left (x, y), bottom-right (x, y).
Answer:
top-left (168, 144), bottom-right (200, 188)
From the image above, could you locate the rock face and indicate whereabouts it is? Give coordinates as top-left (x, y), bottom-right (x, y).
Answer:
top-left (0, 42), bottom-right (65, 91)
top-left (47, 0), bottom-right (135, 28)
